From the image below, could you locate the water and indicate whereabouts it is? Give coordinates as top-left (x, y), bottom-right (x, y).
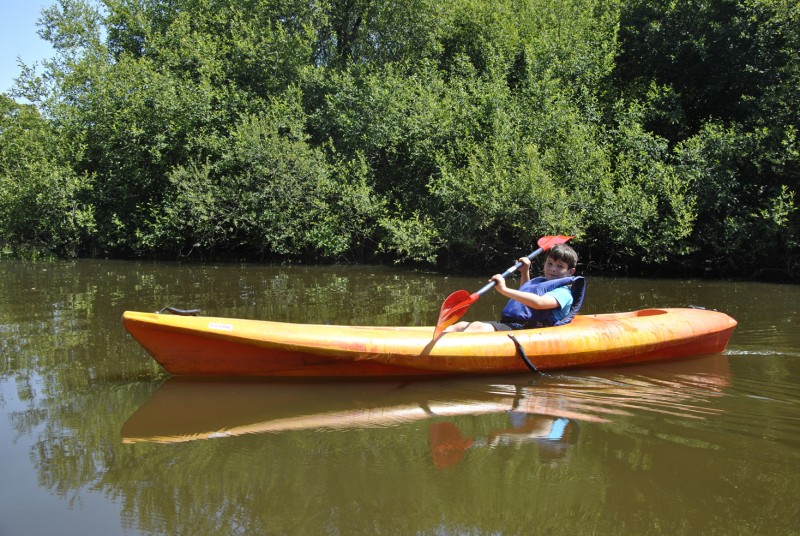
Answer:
top-left (1, 260), bottom-right (799, 535)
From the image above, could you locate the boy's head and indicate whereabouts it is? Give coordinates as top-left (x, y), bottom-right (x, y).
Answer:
top-left (544, 243), bottom-right (578, 274)
top-left (547, 243), bottom-right (578, 269)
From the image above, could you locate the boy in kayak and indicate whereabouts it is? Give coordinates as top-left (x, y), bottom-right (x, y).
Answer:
top-left (444, 243), bottom-right (581, 332)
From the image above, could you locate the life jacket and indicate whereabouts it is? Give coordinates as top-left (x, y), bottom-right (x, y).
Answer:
top-left (500, 276), bottom-right (586, 328)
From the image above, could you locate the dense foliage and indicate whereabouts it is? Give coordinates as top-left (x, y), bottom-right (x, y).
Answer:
top-left (2, 0), bottom-right (797, 276)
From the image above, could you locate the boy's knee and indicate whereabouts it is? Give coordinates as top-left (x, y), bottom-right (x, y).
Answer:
top-left (463, 321), bottom-right (494, 332)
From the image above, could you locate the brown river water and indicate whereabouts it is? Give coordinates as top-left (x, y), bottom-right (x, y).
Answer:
top-left (1, 260), bottom-right (798, 535)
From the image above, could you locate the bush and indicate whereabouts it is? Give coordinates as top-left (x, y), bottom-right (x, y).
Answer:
top-left (0, 95), bottom-right (94, 257)
top-left (146, 92), bottom-right (385, 260)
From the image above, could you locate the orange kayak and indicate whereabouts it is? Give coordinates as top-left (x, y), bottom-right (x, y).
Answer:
top-left (122, 308), bottom-right (737, 378)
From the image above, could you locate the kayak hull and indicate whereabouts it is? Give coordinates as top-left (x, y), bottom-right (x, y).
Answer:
top-left (122, 308), bottom-right (737, 378)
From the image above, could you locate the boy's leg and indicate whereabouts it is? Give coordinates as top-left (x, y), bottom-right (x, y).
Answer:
top-left (460, 321), bottom-right (496, 332)
top-left (443, 321), bottom-right (498, 333)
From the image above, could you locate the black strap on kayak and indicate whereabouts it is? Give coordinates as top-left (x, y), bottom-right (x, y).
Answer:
top-left (508, 333), bottom-right (539, 374)
top-left (157, 307), bottom-right (201, 316)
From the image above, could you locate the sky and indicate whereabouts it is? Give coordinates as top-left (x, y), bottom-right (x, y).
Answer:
top-left (0, 1), bottom-right (57, 95)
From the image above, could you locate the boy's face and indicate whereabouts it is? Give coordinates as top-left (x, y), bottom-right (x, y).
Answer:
top-left (543, 256), bottom-right (575, 280)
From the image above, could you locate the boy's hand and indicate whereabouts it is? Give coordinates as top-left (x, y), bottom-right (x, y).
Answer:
top-left (518, 257), bottom-right (531, 269)
top-left (491, 274), bottom-right (507, 290)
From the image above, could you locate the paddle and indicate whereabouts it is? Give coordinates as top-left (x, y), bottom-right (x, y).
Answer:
top-left (433, 235), bottom-right (573, 338)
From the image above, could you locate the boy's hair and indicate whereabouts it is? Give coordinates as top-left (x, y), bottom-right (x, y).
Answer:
top-left (546, 243), bottom-right (578, 269)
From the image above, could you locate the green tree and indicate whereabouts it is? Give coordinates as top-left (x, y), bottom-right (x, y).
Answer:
top-left (616, 0), bottom-right (799, 275)
top-left (3, 0), bottom-right (797, 275)
top-left (145, 91), bottom-right (385, 260)
top-left (0, 94), bottom-right (94, 257)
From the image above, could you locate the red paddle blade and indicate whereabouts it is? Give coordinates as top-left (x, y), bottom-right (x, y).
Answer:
top-left (538, 235), bottom-right (573, 250)
top-left (433, 290), bottom-right (477, 338)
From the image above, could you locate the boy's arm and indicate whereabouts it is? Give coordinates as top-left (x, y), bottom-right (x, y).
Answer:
top-left (492, 275), bottom-right (560, 310)
top-left (518, 257), bottom-right (532, 285)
